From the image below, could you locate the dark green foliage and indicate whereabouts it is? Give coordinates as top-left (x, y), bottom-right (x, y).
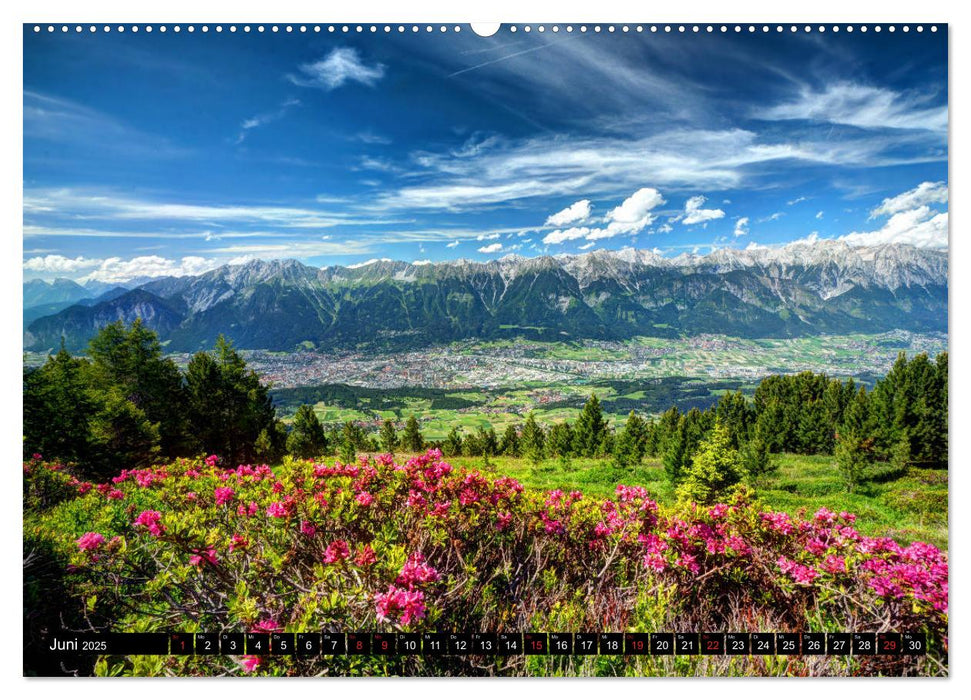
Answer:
top-left (442, 426), bottom-right (464, 457)
top-left (287, 405), bottom-right (328, 459)
top-left (613, 410), bottom-right (649, 470)
top-left (741, 432), bottom-right (776, 483)
top-left (402, 415), bottom-right (425, 452)
top-left (520, 412), bottom-right (546, 465)
top-left (499, 424), bottom-right (521, 457)
top-left (546, 421), bottom-right (573, 459)
top-left (23, 323), bottom-right (284, 477)
top-left (185, 335), bottom-right (277, 466)
top-left (86, 319), bottom-right (189, 456)
top-left (715, 391), bottom-right (752, 449)
top-left (23, 346), bottom-right (99, 469)
top-left (379, 418), bottom-right (399, 454)
top-left (573, 394), bottom-right (607, 458)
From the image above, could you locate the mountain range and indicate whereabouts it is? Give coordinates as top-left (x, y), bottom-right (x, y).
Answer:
top-left (23, 240), bottom-right (948, 353)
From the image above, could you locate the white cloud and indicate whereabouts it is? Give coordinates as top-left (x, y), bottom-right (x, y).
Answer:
top-left (546, 199), bottom-right (592, 227)
top-left (23, 255), bottom-right (102, 274)
top-left (478, 242), bottom-right (503, 254)
top-left (578, 242), bottom-right (596, 250)
top-left (543, 227), bottom-right (591, 246)
top-left (787, 196), bottom-right (808, 206)
top-left (762, 82), bottom-right (947, 132)
top-left (347, 258), bottom-right (393, 269)
top-left (446, 240), bottom-right (460, 248)
top-left (816, 211), bottom-right (824, 220)
top-left (840, 206), bottom-right (948, 249)
top-left (606, 188), bottom-right (664, 229)
top-left (870, 181), bottom-right (948, 218)
top-left (476, 232), bottom-right (500, 241)
top-left (368, 126), bottom-right (939, 214)
top-left (733, 217), bottom-right (749, 237)
top-left (288, 48), bottom-right (385, 91)
top-left (412, 259), bottom-right (433, 266)
top-left (236, 98), bottom-right (300, 144)
top-left (657, 223), bottom-right (673, 234)
top-left (21, 255), bottom-right (225, 284)
top-left (681, 195), bottom-right (725, 225)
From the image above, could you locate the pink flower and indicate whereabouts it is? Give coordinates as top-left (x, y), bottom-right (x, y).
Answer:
top-left (822, 555), bottom-right (846, 574)
top-left (374, 585), bottom-right (427, 625)
top-left (229, 534), bottom-right (249, 552)
top-left (355, 544), bottom-right (377, 567)
top-left (355, 491), bottom-right (374, 507)
top-left (239, 656), bottom-right (260, 673)
top-left (204, 455), bottom-right (220, 468)
top-left (189, 547), bottom-right (218, 567)
top-left (185, 492), bottom-right (198, 502)
top-left (253, 617), bottom-right (281, 634)
top-left (76, 532), bottom-right (106, 552)
top-left (323, 539), bottom-right (350, 564)
top-left (396, 552), bottom-right (440, 589)
top-left (496, 512), bottom-right (513, 531)
top-left (266, 502), bottom-right (289, 518)
top-left (106, 489), bottom-right (125, 500)
top-left (133, 510), bottom-right (164, 537)
top-left (299, 520), bottom-right (317, 537)
top-left (214, 486), bottom-right (235, 506)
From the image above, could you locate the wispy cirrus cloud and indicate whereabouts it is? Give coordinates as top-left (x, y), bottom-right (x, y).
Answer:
top-left (288, 48), bottom-right (385, 91)
top-left (361, 126), bottom-right (944, 215)
top-left (235, 98), bottom-right (301, 144)
top-left (760, 82), bottom-right (947, 132)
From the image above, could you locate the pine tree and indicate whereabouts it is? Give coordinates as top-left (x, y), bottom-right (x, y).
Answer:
top-left (663, 416), bottom-right (689, 486)
top-left (89, 388), bottom-right (161, 475)
top-left (741, 429), bottom-right (776, 483)
top-left (547, 421), bottom-right (574, 460)
top-left (675, 422), bottom-right (747, 505)
top-left (443, 426), bottom-right (464, 457)
top-left (475, 426), bottom-right (499, 457)
top-left (499, 424), bottom-right (521, 457)
top-left (715, 391), bottom-right (752, 449)
top-left (612, 410), bottom-right (649, 470)
top-left (287, 405), bottom-right (327, 459)
top-left (403, 415), bottom-right (425, 453)
top-left (87, 319), bottom-right (189, 456)
top-left (520, 412), bottom-right (546, 465)
top-left (834, 387), bottom-right (874, 493)
top-left (379, 418), bottom-right (399, 454)
top-left (573, 394), bottom-right (607, 458)
top-left (23, 345), bottom-right (99, 468)
top-left (185, 335), bottom-right (277, 465)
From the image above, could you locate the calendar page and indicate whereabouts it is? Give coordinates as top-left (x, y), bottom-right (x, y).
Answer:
top-left (22, 19), bottom-right (948, 678)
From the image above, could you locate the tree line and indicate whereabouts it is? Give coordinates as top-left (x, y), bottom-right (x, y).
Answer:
top-left (24, 322), bottom-right (947, 494)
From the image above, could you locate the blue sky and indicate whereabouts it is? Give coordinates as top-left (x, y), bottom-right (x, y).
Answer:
top-left (23, 25), bottom-right (948, 283)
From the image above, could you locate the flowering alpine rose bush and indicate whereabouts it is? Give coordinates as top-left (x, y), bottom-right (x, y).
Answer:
top-left (23, 451), bottom-right (947, 677)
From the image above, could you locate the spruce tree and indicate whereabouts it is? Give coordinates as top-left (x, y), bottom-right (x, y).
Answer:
top-left (520, 412), bottom-right (546, 465)
top-left (443, 426), bottom-right (464, 457)
top-left (379, 418), bottom-right (399, 454)
top-left (287, 405), bottom-right (327, 459)
top-left (403, 415), bottom-right (425, 453)
top-left (499, 424), bottom-right (521, 457)
top-left (675, 422), bottom-right (747, 505)
top-left (573, 394), bottom-right (607, 458)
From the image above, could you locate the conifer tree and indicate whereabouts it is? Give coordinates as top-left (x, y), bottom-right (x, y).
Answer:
top-left (402, 415), bottom-right (425, 452)
top-left (287, 405), bottom-right (327, 459)
top-left (573, 394), bottom-right (607, 458)
top-left (675, 422), bottom-right (747, 505)
top-left (379, 418), bottom-right (399, 454)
